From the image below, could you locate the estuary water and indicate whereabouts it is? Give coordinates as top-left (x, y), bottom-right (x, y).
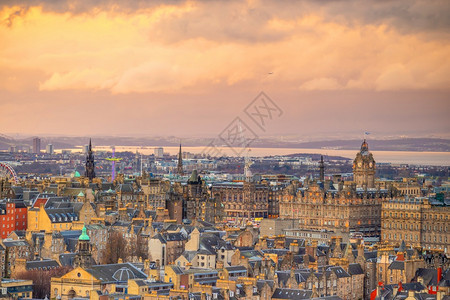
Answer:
top-left (66, 146), bottom-right (449, 166)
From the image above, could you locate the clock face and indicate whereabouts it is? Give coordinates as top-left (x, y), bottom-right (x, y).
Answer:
top-left (369, 162), bottom-right (373, 168)
top-left (358, 162), bottom-right (362, 167)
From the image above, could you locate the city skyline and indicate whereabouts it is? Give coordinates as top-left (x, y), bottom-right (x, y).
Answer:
top-left (0, 0), bottom-right (449, 138)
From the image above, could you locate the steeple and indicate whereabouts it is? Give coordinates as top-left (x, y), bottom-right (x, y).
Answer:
top-left (319, 155), bottom-right (324, 182)
top-left (85, 139), bottom-right (96, 181)
top-left (177, 143), bottom-right (183, 176)
top-left (74, 225), bottom-right (94, 268)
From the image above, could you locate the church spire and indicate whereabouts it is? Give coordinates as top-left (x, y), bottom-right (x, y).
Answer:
top-left (85, 139), bottom-right (96, 181)
top-left (177, 143), bottom-right (183, 176)
top-left (319, 155), bottom-right (324, 182)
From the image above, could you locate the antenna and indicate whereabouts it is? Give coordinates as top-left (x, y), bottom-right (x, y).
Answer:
top-left (106, 146), bottom-right (122, 182)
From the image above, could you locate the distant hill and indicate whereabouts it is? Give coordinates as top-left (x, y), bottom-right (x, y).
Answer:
top-left (273, 138), bottom-right (450, 152)
top-left (0, 135), bottom-right (448, 152)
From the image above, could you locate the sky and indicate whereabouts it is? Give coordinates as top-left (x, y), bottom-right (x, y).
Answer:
top-left (0, 0), bottom-right (449, 141)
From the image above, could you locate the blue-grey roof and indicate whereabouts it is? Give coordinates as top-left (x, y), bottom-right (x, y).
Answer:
top-left (272, 288), bottom-right (312, 299)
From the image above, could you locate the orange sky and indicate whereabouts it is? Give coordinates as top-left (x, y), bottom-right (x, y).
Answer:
top-left (0, 0), bottom-right (449, 139)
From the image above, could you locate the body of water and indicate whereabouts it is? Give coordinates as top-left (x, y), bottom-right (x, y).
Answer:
top-left (63, 145), bottom-right (450, 166)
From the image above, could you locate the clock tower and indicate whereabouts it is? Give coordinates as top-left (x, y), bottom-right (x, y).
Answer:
top-left (353, 139), bottom-right (376, 188)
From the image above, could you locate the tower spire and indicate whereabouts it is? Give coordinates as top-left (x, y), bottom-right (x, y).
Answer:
top-left (177, 143), bottom-right (184, 176)
top-left (319, 155), bottom-right (324, 182)
top-left (85, 139), bottom-right (96, 181)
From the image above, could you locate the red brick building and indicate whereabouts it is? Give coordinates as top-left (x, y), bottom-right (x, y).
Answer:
top-left (0, 200), bottom-right (27, 239)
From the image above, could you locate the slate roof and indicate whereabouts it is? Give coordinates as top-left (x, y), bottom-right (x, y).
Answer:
top-left (327, 266), bottom-right (350, 278)
top-left (26, 259), bottom-right (60, 270)
top-left (116, 184), bottom-right (134, 193)
top-left (86, 223), bottom-right (107, 231)
top-left (348, 263), bottom-right (364, 275)
top-left (225, 266), bottom-right (247, 276)
top-left (60, 230), bottom-right (82, 252)
top-left (170, 266), bottom-right (184, 275)
top-left (256, 279), bottom-right (275, 291)
top-left (195, 276), bottom-right (219, 284)
top-left (240, 249), bottom-right (263, 260)
top-left (133, 279), bottom-right (174, 290)
top-left (388, 260), bottom-right (405, 270)
top-left (181, 251), bottom-right (197, 262)
top-left (263, 249), bottom-right (290, 256)
top-left (200, 233), bottom-right (233, 254)
top-left (9, 230), bottom-right (26, 239)
top-left (59, 253), bottom-right (76, 266)
top-left (272, 288), bottom-right (312, 299)
top-left (415, 268), bottom-right (441, 286)
top-left (365, 251), bottom-right (378, 260)
top-left (86, 262), bottom-right (147, 283)
top-left (275, 270), bottom-right (309, 286)
top-left (284, 238), bottom-right (304, 249)
top-left (2, 240), bottom-right (29, 247)
top-left (401, 282), bottom-right (426, 291)
top-left (164, 232), bottom-right (186, 241)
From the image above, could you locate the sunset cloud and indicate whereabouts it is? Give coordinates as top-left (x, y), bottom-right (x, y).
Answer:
top-left (0, 0), bottom-right (448, 137)
top-left (1, 1), bottom-right (449, 95)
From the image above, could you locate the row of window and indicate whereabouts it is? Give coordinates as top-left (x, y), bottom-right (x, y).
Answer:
top-left (384, 233), bottom-right (448, 243)
top-left (385, 212), bottom-right (449, 220)
top-left (383, 222), bottom-right (448, 232)
top-left (2, 215), bottom-right (26, 221)
top-left (2, 222), bottom-right (26, 228)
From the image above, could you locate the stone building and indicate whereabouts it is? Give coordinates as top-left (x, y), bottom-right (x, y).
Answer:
top-left (148, 232), bottom-right (186, 267)
top-left (376, 245), bottom-right (426, 286)
top-left (268, 185), bottom-right (284, 218)
top-left (279, 181), bottom-right (387, 236)
top-left (2, 240), bottom-right (32, 277)
top-left (279, 139), bottom-right (387, 236)
top-left (141, 178), bottom-right (170, 209)
top-left (211, 181), bottom-right (269, 220)
top-left (393, 178), bottom-right (423, 197)
top-left (181, 170), bottom-right (221, 224)
top-left (381, 196), bottom-right (450, 252)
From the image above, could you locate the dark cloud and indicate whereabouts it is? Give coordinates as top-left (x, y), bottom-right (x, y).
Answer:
top-left (2, 0), bottom-right (449, 36)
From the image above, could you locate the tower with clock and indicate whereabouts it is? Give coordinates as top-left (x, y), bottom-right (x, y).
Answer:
top-left (353, 139), bottom-right (376, 188)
